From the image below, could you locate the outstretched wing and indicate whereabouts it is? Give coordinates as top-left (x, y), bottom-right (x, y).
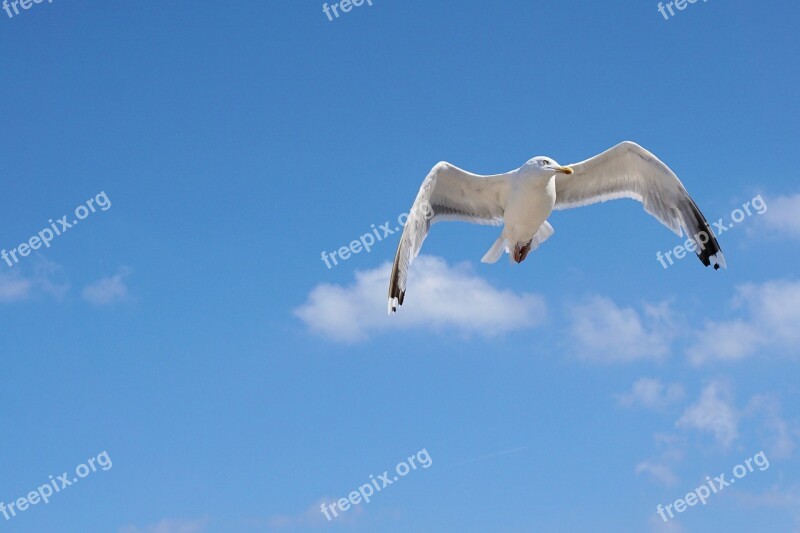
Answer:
top-left (387, 161), bottom-right (512, 314)
top-left (555, 141), bottom-right (726, 270)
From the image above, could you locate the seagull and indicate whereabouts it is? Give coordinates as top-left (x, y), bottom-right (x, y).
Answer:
top-left (388, 141), bottom-right (726, 314)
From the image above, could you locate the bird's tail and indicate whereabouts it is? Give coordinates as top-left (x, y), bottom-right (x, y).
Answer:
top-left (481, 236), bottom-right (508, 264)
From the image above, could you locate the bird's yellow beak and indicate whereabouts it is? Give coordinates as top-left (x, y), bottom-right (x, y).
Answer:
top-left (555, 165), bottom-right (574, 174)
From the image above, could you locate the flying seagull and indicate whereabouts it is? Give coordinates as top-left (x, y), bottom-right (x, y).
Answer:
top-left (388, 141), bottom-right (725, 314)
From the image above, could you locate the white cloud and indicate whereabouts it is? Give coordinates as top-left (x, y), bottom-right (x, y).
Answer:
top-left (266, 499), bottom-right (362, 529)
top-left (118, 517), bottom-right (208, 533)
top-left (0, 273), bottom-right (32, 302)
top-left (635, 461), bottom-right (678, 486)
top-left (677, 380), bottom-right (739, 447)
top-left (733, 485), bottom-right (800, 509)
top-left (618, 378), bottom-right (685, 411)
top-left (0, 260), bottom-right (68, 303)
top-left (745, 394), bottom-right (797, 459)
top-left (653, 433), bottom-right (687, 464)
top-left (560, 278), bottom-right (800, 366)
top-left (566, 297), bottom-right (677, 362)
top-left (295, 256), bottom-right (547, 342)
top-left (82, 268), bottom-right (131, 306)
top-left (732, 484), bottom-right (800, 530)
top-left (635, 433), bottom-right (686, 491)
top-left (647, 513), bottom-right (685, 532)
top-left (761, 193), bottom-right (800, 238)
top-left (688, 280), bottom-right (800, 364)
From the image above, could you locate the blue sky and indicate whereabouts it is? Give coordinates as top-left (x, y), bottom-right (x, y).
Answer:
top-left (1, 1), bottom-right (799, 532)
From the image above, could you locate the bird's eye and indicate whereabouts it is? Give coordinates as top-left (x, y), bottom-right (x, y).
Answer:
top-left (542, 159), bottom-right (550, 165)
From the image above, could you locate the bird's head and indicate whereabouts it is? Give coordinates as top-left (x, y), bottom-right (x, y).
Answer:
top-left (524, 156), bottom-right (574, 176)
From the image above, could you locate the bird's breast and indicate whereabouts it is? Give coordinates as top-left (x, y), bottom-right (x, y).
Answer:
top-left (503, 177), bottom-right (556, 239)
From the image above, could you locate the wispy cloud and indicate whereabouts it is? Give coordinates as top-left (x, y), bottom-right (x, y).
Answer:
top-left (560, 277), bottom-right (800, 366)
top-left (0, 273), bottom-right (32, 303)
top-left (733, 484), bottom-right (800, 508)
top-left (0, 260), bottom-right (68, 303)
top-left (688, 279), bottom-right (800, 364)
top-left (677, 380), bottom-right (739, 447)
top-left (265, 499), bottom-right (362, 529)
top-left (745, 394), bottom-right (798, 459)
top-left (618, 378), bottom-right (685, 411)
top-left (565, 297), bottom-right (677, 362)
top-left (295, 256), bottom-right (547, 342)
top-left (118, 517), bottom-right (208, 533)
top-left (636, 461), bottom-right (679, 486)
top-left (647, 513), bottom-right (686, 532)
top-left (636, 384), bottom-right (797, 495)
top-left (82, 268), bottom-right (132, 306)
top-left (653, 433), bottom-right (688, 464)
top-left (635, 433), bottom-right (687, 490)
top-left (760, 193), bottom-right (800, 239)
top-left (733, 485), bottom-right (800, 531)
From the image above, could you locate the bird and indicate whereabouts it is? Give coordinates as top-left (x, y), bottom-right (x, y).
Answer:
top-left (387, 141), bottom-right (726, 314)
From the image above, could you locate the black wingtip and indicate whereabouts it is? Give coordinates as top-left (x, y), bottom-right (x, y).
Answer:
top-left (687, 198), bottom-right (726, 272)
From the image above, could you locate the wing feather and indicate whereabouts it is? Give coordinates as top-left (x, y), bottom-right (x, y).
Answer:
top-left (387, 161), bottom-right (511, 313)
top-left (555, 141), bottom-right (726, 270)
